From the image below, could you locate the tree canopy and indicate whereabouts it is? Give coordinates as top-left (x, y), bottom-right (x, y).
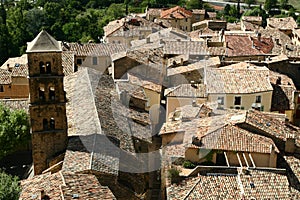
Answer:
top-left (0, 104), bottom-right (30, 160)
top-left (0, 170), bottom-right (21, 200)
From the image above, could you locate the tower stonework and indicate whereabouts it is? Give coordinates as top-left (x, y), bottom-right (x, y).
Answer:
top-left (27, 30), bottom-right (68, 175)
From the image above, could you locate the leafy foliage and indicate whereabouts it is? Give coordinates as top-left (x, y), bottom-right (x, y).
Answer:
top-left (0, 104), bottom-right (30, 160)
top-left (182, 160), bottom-right (196, 169)
top-left (0, 170), bottom-right (21, 200)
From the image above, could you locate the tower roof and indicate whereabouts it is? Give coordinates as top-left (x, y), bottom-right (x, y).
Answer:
top-left (26, 30), bottom-right (62, 53)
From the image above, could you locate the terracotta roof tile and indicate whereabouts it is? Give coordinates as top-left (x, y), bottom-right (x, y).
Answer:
top-left (64, 43), bottom-right (126, 57)
top-left (62, 51), bottom-right (74, 76)
top-left (11, 64), bottom-right (28, 77)
top-left (20, 172), bottom-right (116, 200)
top-left (128, 73), bottom-right (162, 93)
top-left (206, 63), bottom-right (273, 94)
top-left (160, 6), bottom-right (193, 19)
top-left (165, 83), bottom-right (207, 98)
top-left (267, 17), bottom-right (297, 30)
top-left (198, 124), bottom-right (279, 154)
top-left (0, 68), bottom-right (11, 84)
top-left (225, 35), bottom-right (274, 56)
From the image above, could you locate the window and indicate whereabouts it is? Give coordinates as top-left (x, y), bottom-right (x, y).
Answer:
top-left (39, 86), bottom-right (45, 100)
top-left (74, 65), bottom-right (78, 72)
top-left (46, 62), bottom-right (51, 74)
top-left (50, 118), bottom-right (55, 129)
top-left (234, 96), bottom-right (241, 105)
top-left (255, 96), bottom-right (261, 103)
top-left (76, 59), bottom-right (82, 65)
top-left (43, 119), bottom-right (48, 130)
top-left (49, 86), bottom-right (55, 101)
top-left (217, 97), bottom-right (224, 105)
top-left (39, 61), bottom-right (45, 74)
top-left (92, 57), bottom-right (97, 65)
top-left (0, 85), bottom-right (4, 92)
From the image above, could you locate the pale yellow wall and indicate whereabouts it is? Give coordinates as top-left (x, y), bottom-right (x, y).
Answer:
top-left (145, 89), bottom-right (161, 124)
top-left (208, 91), bottom-right (272, 111)
top-left (185, 148), bottom-right (216, 163)
top-left (185, 149), bottom-right (277, 168)
top-left (79, 56), bottom-right (111, 74)
top-left (166, 97), bottom-right (207, 120)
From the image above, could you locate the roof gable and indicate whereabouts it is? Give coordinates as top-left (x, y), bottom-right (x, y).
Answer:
top-left (26, 30), bottom-right (62, 53)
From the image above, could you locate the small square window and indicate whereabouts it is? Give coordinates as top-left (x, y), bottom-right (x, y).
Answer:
top-left (0, 85), bottom-right (4, 92)
top-left (93, 57), bottom-right (97, 65)
top-left (76, 59), bottom-right (82, 65)
top-left (217, 97), bottom-right (224, 105)
top-left (256, 96), bottom-right (261, 103)
top-left (234, 96), bottom-right (241, 105)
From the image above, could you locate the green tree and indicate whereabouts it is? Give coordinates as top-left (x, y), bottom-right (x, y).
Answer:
top-left (0, 171), bottom-right (20, 200)
top-left (245, 0), bottom-right (256, 8)
top-left (0, 104), bottom-right (30, 159)
top-left (279, 0), bottom-right (289, 9)
top-left (264, 0), bottom-right (278, 13)
top-left (186, 0), bottom-right (203, 9)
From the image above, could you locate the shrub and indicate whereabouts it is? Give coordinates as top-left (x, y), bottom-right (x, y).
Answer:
top-left (182, 160), bottom-right (196, 169)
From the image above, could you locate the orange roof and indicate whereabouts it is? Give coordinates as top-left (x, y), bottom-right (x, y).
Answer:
top-left (160, 6), bottom-right (193, 19)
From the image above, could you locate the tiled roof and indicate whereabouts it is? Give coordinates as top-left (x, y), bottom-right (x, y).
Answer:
top-left (11, 64), bottom-right (28, 77)
top-left (145, 27), bottom-right (190, 43)
top-left (61, 173), bottom-right (116, 200)
top-left (64, 43), bottom-right (126, 57)
top-left (207, 12), bottom-right (217, 19)
top-left (240, 109), bottom-right (300, 142)
top-left (189, 28), bottom-right (218, 41)
top-left (293, 28), bottom-right (300, 37)
top-left (109, 26), bottom-right (153, 37)
top-left (163, 41), bottom-right (208, 55)
top-left (242, 16), bottom-right (262, 22)
top-left (225, 34), bottom-right (274, 56)
top-left (284, 156), bottom-right (300, 185)
top-left (269, 70), bottom-right (296, 110)
top-left (160, 6), bottom-right (193, 19)
top-left (127, 46), bottom-right (164, 65)
top-left (20, 172), bottom-right (63, 200)
top-left (206, 63), bottom-right (273, 94)
top-left (259, 27), bottom-right (293, 55)
top-left (117, 81), bottom-right (148, 100)
top-left (62, 51), bottom-right (74, 76)
top-left (0, 99), bottom-right (29, 112)
top-left (167, 168), bottom-right (292, 200)
top-left (267, 17), bottom-right (298, 30)
top-left (64, 68), bottom-right (152, 174)
top-left (165, 83), bottom-right (207, 98)
top-left (191, 9), bottom-right (205, 15)
top-left (167, 174), bottom-right (240, 200)
top-left (20, 172), bottom-right (116, 200)
top-left (104, 15), bottom-right (162, 37)
top-left (198, 124), bottom-right (279, 154)
top-left (239, 169), bottom-right (291, 199)
top-left (226, 22), bottom-right (242, 31)
top-left (242, 21), bottom-right (261, 31)
top-left (167, 56), bottom-right (220, 76)
top-left (0, 68), bottom-right (11, 84)
top-left (147, 8), bottom-right (163, 16)
top-left (128, 73), bottom-right (162, 93)
top-left (1, 54), bottom-right (27, 69)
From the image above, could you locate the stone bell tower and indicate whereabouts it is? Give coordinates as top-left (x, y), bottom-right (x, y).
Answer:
top-left (27, 30), bottom-right (68, 175)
